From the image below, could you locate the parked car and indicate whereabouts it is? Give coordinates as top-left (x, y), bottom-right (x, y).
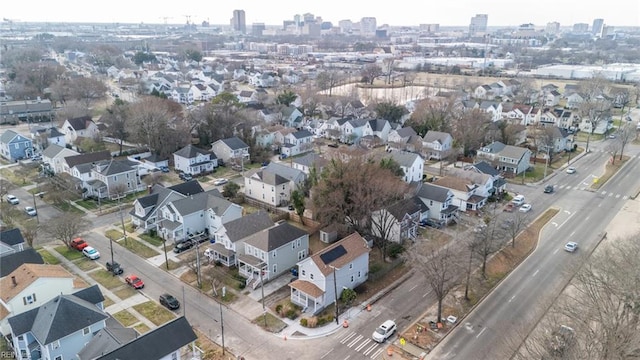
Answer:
top-left (82, 246), bottom-right (100, 260)
top-left (31, 154), bottom-right (42, 161)
top-left (511, 195), bottom-right (525, 206)
top-left (125, 275), bottom-right (145, 289)
top-left (566, 167), bottom-right (576, 174)
top-left (160, 166), bottom-right (170, 173)
top-left (159, 293), bottom-right (180, 310)
top-left (503, 203), bottom-right (515, 212)
top-left (327, 143), bottom-right (339, 148)
top-left (6, 194), bottom-right (19, 205)
top-left (179, 173), bottom-right (193, 181)
top-left (173, 240), bottom-right (195, 254)
top-left (106, 261), bottom-right (123, 275)
top-left (420, 219), bottom-right (444, 229)
top-left (71, 238), bottom-right (89, 251)
top-left (372, 320), bottom-right (397, 343)
top-left (544, 185), bottom-right (554, 194)
top-left (519, 204), bottom-right (532, 213)
top-left (564, 242), bottom-right (578, 253)
top-left (25, 206), bottom-right (37, 216)
top-left (213, 178), bottom-right (229, 186)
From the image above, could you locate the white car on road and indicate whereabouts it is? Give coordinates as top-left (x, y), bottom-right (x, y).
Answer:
top-left (25, 206), bottom-right (37, 216)
top-left (519, 204), bottom-right (532, 213)
top-left (213, 178), bottom-right (229, 186)
top-left (372, 320), bottom-right (397, 343)
top-left (564, 242), bottom-right (578, 252)
top-left (566, 167), bottom-right (576, 174)
top-left (82, 246), bottom-right (101, 260)
top-left (6, 195), bottom-right (19, 205)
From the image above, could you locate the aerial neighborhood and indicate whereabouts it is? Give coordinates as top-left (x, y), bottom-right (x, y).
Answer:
top-left (0, 8), bottom-right (639, 360)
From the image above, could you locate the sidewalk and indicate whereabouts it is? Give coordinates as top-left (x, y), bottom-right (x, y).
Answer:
top-left (43, 245), bottom-right (156, 330)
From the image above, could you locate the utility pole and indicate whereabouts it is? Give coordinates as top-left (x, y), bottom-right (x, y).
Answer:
top-left (260, 268), bottom-right (267, 327)
top-left (118, 194), bottom-right (127, 245)
top-left (330, 265), bottom-right (339, 325)
top-left (31, 192), bottom-right (39, 224)
top-left (219, 302), bottom-right (225, 355)
top-left (543, 145), bottom-right (550, 179)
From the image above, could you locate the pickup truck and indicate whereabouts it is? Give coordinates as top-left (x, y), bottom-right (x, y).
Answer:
top-left (70, 238), bottom-right (89, 251)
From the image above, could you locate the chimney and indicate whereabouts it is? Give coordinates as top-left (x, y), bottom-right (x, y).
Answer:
top-left (11, 276), bottom-right (17, 287)
top-left (148, 185), bottom-right (153, 194)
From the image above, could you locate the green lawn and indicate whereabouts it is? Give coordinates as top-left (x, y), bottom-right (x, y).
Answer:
top-left (54, 245), bottom-right (85, 261)
top-left (113, 310), bottom-right (139, 327)
top-left (76, 199), bottom-right (100, 210)
top-left (117, 238), bottom-right (159, 258)
top-left (105, 229), bottom-right (125, 241)
top-left (134, 323), bottom-right (151, 334)
top-left (75, 258), bottom-right (100, 271)
top-left (139, 233), bottom-right (164, 247)
top-left (37, 249), bottom-right (61, 264)
top-left (0, 168), bottom-right (34, 186)
top-left (89, 269), bottom-right (126, 289)
top-left (53, 201), bottom-right (84, 214)
top-left (113, 286), bottom-right (138, 300)
top-left (252, 312), bottom-right (287, 333)
top-left (133, 301), bottom-right (177, 326)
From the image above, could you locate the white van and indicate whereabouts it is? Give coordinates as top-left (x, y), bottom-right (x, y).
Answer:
top-left (512, 195), bottom-right (525, 206)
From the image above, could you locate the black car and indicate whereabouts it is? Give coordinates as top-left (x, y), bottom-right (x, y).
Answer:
top-left (106, 261), bottom-right (123, 275)
top-left (173, 240), bottom-right (195, 253)
top-left (421, 218), bottom-right (444, 229)
top-left (544, 185), bottom-right (554, 193)
top-left (159, 293), bottom-right (180, 310)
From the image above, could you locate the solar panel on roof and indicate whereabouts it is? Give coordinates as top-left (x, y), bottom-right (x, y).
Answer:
top-left (320, 245), bottom-right (347, 265)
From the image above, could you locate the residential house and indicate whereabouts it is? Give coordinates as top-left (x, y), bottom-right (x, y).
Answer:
top-left (207, 211), bottom-right (275, 267)
top-left (238, 222), bottom-right (309, 289)
top-left (281, 106), bottom-right (304, 128)
top-left (211, 137), bottom-right (250, 164)
top-left (289, 232), bottom-right (370, 314)
top-left (545, 127), bottom-right (572, 153)
top-left (8, 286), bottom-right (107, 360)
top-left (189, 83), bottom-right (216, 102)
top-left (61, 116), bottom-right (100, 144)
top-left (340, 118), bottom-right (368, 144)
top-left (371, 197), bottom-right (423, 243)
top-left (496, 144), bottom-right (532, 175)
top-left (416, 183), bottom-right (459, 223)
top-left (244, 162), bottom-right (306, 207)
top-left (563, 84), bottom-right (579, 97)
top-left (280, 129), bottom-right (314, 157)
top-left (384, 150), bottom-right (424, 183)
top-left (433, 175), bottom-right (486, 212)
top-left (466, 161), bottom-right (507, 195)
top-left (237, 90), bottom-right (257, 104)
top-left (62, 150), bottom-right (111, 176)
top-left (31, 127), bottom-right (66, 150)
top-left (158, 190), bottom-right (243, 243)
top-left (422, 131), bottom-right (453, 160)
top-left (387, 126), bottom-right (419, 152)
top-left (565, 93), bottom-right (585, 109)
top-left (0, 130), bottom-right (34, 162)
top-left (173, 144), bottom-right (218, 176)
top-left (579, 115), bottom-right (611, 135)
top-left (258, 108), bottom-right (281, 124)
top-left (0, 264), bottom-right (77, 335)
top-left (541, 83), bottom-right (559, 95)
top-left (545, 90), bottom-right (561, 107)
top-left (479, 101), bottom-right (503, 122)
top-left (169, 87), bottom-right (193, 104)
top-left (360, 119), bottom-right (391, 148)
top-left (477, 141), bottom-right (507, 161)
top-left (474, 84), bottom-right (493, 100)
top-left (504, 104), bottom-right (535, 125)
top-left (82, 317), bottom-right (197, 360)
top-left (130, 180), bottom-right (205, 231)
top-left (0, 249), bottom-right (44, 277)
top-left (446, 167), bottom-right (495, 198)
top-left (250, 72), bottom-right (278, 88)
top-left (0, 228), bottom-right (26, 257)
top-left (291, 152), bottom-right (328, 175)
top-left (141, 153), bottom-right (169, 170)
top-left (84, 159), bottom-right (144, 200)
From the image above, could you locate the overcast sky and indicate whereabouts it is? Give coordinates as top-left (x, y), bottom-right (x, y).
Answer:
top-left (4, 0), bottom-right (639, 27)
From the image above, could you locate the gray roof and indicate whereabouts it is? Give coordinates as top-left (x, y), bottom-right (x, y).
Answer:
top-left (131, 180), bottom-right (205, 221)
top-left (224, 211), bottom-right (275, 243)
top-left (347, 118), bottom-right (368, 128)
top-left (256, 171), bottom-right (289, 186)
top-left (263, 162), bottom-right (306, 183)
top-left (173, 144), bottom-right (214, 159)
top-left (482, 141), bottom-right (506, 153)
top-left (8, 293), bottom-right (108, 345)
top-left (385, 197), bottom-right (422, 220)
top-left (291, 129), bottom-right (313, 139)
top-left (0, 130), bottom-right (25, 144)
top-left (423, 131), bottom-right (452, 143)
top-left (0, 248), bottom-right (44, 277)
top-left (395, 127), bottom-right (417, 138)
top-left (368, 119), bottom-right (388, 132)
top-left (292, 153), bottom-right (327, 168)
top-left (471, 161), bottom-right (500, 176)
top-left (93, 159), bottom-right (135, 176)
top-left (480, 101), bottom-right (499, 110)
top-left (66, 116), bottom-right (93, 130)
top-left (77, 317), bottom-right (138, 360)
top-left (94, 317), bottom-right (196, 360)
top-left (417, 183), bottom-right (451, 203)
top-left (169, 190), bottom-right (232, 217)
top-left (499, 145), bottom-right (530, 160)
top-left (42, 144), bottom-right (67, 158)
top-left (218, 136), bottom-right (249, 150)
top-left (388, 151), bottom-right (420, 168)
top-left (0, 228), bottom-right (25, 246)
top-left (64, 151), bottom-right (111, 168)
top-left (244, 222), bottom-right (308, 252)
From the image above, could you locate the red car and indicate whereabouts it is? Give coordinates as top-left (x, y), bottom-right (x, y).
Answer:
top-left (125, 275), bottom-right (145, 289)
top-left (70, 238), bottom-right (89, 251)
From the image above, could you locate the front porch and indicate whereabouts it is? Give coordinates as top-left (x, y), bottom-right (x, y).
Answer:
top-left (289, 279), bottom-right (325, 314)
top-left (237, 254), bottom-right (267, 289)
top-left (207, 243), bottom-right (236, 267)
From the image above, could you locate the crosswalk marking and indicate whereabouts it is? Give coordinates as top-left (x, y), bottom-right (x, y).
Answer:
top-left (355, 338), bottom-right (372, 352)
top-left (371, 348), bottom-right (385, 359)
top-left (347, 334), bottom-right (363, 348)
top-left (338, 331), bottom-right (388, 359)
top-left (363, 342), bottom-right (380, 356)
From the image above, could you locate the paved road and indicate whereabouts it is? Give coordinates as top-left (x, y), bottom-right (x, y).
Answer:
top-left (427, 146), bottom-right (640, 359)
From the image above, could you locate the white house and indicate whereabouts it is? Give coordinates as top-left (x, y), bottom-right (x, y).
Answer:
top-left (280, 129), bottom-right (314, 157)
top-left (211, 137), bottom-right (250, 164)
top-left (173, 144), bottom-right (218, 176)
top-left (479, 101), bottom-right (503, 122)
top-left (422, 131), bottom-right (453, 160)
top-left (371, 197), bottom-right (423, 243)
top-left (291, 153), bottom-right (328, 175)
top-left (416, 183), bottom-right (459, 223)
top-left (385, 150), bottom-right (424, 183)
top-left (41, 144), bottom-right (79, 174)
top-left (289, 232), bottom-right (371, 314)
top-left (432, 175), bottom-right (486, 212)
top-left (61, 116), bottom-right (100, 144)
top-left (244, 163), bottom-right (306, 207)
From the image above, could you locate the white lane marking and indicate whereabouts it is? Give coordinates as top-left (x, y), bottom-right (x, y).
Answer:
top-left (408, 284), bottom-right (418, 292)
top-left (564, 210), bottom-right (571, 215)
top-left (552, 222), bottom-right (558, 227)
top-left (348, 335), bottom-right (363, 348)
top-left (355, 338), bottom-right (372, 352)
top-left (340, 332), bottom-right (357, 344)
top-left (476, 327), bottom-right (487, 338)
top-left (585, 216), bottom-right (590, 221)
top-left (616, 194), bottom-right (620, 198)
top-left (508, 295), bottom-right (516, 303)
top-left (570, 231), bottom-right (575, 237)
top-left (557, 212), bottom-right (576, 230)
top-left (423, 291), bottom-right (430, 298)
top-left (601, 191), bottom-right (607, 195)
top-left (553, 248), bottom-right (559, 254)
top-left (343, 356), bottom-right (351, 360)
top-left (532, 269), bottom-right (539, 277)
top-left (321, 348), bottom-right (334, 359)
top-left (363, 342), bottom-right (379, 356)
top-left (371, 348), bottom-right (384, 359)
top-left (598, 203), bottom-right (602, 207)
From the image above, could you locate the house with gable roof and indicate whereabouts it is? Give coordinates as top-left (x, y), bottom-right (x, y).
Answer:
top-left (0, 228), bottom-right (26, 256)
top-left (211, 136), bottom-right (250, 164)
top-left (244, 162), bottom-right (306, 207)
top-left (30, 126), bottom-right (66, 150)
top-left (62, 150), bottom-right (111, 176)
top-left (479, 100), bottom-right (503, 122)
top-left (384, 150), bottom-right (424, 183)
top-left (0, 249), bottom-right (44, 278)
top-left (83, 159), bottom-right (144, 200)
top-left (8, 286), bottom-right (107, 360)
top-left (466, 160), bottom-right (507, 195)
top-left (280, 129), bottom-right (314, 157)
top-left (498, 144), bottom-right (532, 175)
top-left (130, 180), bottom-right (205, 231)
top-left (206, 211), bottom-right (275, 267)
top-left (360, 119), bottom-right (391, 148)
top-left (291, 152), bottom-right (328, 175)
top-left (158, 189), bottom-right (243, 242)
top-left (289, 232), bottom-right (370, 314)
top-left (545, 90), bottom-right (561, 106)
top-left (416, 183), bottom-right (459, 223)
top-left (238, 221), bottom-right (309, 289)
top-left (173, 144), bottom-right (218, 176)
top-left (237, 90), bottom-right (257, 104)
top-left (0, 264), bottom-right (78, 335)
top-left (0, 130), bottom-right (34, 162)
top-left (433, 175), bottom-right (486, 212)
top-left (387, 126), bottom-right (419, 151)
top-left (504, 103), bottom-right (535, 125)
top-left (477, 141), bottom-right (507, 161)
top-left (371, 197), bottom-right (424, 243)
top-left (422, 131), bottom-right (453, 160)
top-left (61, 116), bottom-right (100, 144)
top-left (281, 105), bottom-right (304, 128)
top-left (445, 167), bottom-right (495, 199)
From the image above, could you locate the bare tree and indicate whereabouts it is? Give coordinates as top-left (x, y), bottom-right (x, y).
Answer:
top-left (370, 205), bottom-right (401, 262)
top-left (68, 76), bottom-right (109, 109)
top-left (101, 102), bottom-right (129, 155)
top-left (452, 108), bottom-right (490, 156)
top-left (20, 223), bottom-right (39, 248)
top-left (579, 98), bottom-right (611, 153)
top-left (383, 58), bottom-right (395, 84)
top-left (316, 70), bottom-right (343, 97)
top-left (604, 140), bottom-right (622, 165)
top-left (472, 213), bottom-right (506, 278)
top-left (361, 63), bottom-right (383, 85)
top-left (617, 122), bottom-right (635, 161)
top-left (407, 242), bottom-right (460, 323)
top-left (503, 211), bottom-right (530, 248)
top-left (406, 97), bottom-right (457, 135)
top-left (44, 213), bottom-right (89, 248)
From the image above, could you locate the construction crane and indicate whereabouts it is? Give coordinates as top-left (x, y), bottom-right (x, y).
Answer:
top-left (159, 16), bottom-right (173, 25)
top-left (183, 15), bottom-right (192, 25)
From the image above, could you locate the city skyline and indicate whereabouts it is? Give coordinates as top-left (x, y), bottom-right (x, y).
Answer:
top-left (3, 0), bottom-right (639, 27)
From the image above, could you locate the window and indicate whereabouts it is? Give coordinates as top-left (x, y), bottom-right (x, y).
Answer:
top-left (272, 250), bottom-right (277, 257)
top-left (292, 242), bottom-right (295, 250)
top-left (23, 293), bottom-right (36, 305)
top-left (52, 340), bottom-right (60, 349)
top-left (358, 271), bottom-right (361, 278)
top-left (351, 275), bottom-right (354, 282)
top-left (349, 263), bottom-right (353, 270)
top-left (83, 327), bottom-right (90, 335)
top-left (55, 356), bottom-right (62, 360)
top-left (171, 352), bottom-right (178, 360)
top-left (296, 238), bottom-right (301, 247)
top-left (301, 270), bottom-right (306, 276)
top-left (310, 273), bottom-right (314, 280)
top-left (272, 264), bottom-right (277, 273)
top-left (298, 249), bottom-right (306, 260)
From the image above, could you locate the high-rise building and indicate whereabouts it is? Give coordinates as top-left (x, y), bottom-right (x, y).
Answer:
top-left (303, 13), bottom-right (315, 24)
top-left (419, 24), bottom-right (440, 33)
top-left (592, 18), bottom-right (604, 37)
top-left (469, 14), bottom-right (488, 35)
top-left (339, 20), bottom-right (353, 34)
top-left (602, 25), bottom-right (614, 38)
top-left (252, 23), bottom-right (265, 36)
top-left (360, 17), bottom-right (377, 36)
top-left (231, 10), bottom-right (246, 34)
top-left (545, 22), bottom-right (560, 34)
top-left (572, 23), bottom-right (589, 32)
